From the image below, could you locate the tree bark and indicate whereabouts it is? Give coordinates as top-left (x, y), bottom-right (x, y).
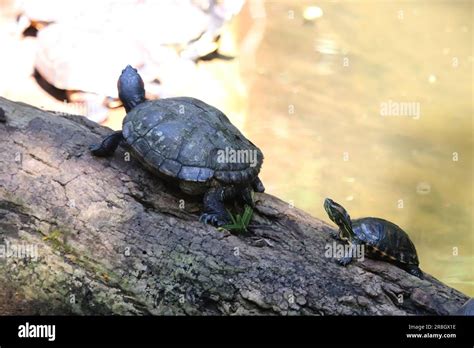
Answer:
top-left (0, 96), bottom-right (468, 315)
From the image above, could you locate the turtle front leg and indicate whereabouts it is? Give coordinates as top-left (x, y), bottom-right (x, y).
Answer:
top-left (200, 187), bottom-right (234, 227)
top-left (338, 254), bottom-right (354, 266)
top-left (337, 242), bottom-right (358, 266)
top-left (328, 228), bottom-right (342, 241)
top-left (90, 131), bottom-right (123, 157)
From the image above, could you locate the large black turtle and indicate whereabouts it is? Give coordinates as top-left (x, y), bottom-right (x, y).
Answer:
top-left (90, 65), bottom-right (265, 226)
top-left (323, 198), bottom-right (423, 278)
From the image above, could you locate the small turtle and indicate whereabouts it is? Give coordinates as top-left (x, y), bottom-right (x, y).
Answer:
top-left (454, 298), bottom-right (474, 315)
top-left (323, 198), bottom-right (423, 278)
top-left (90, 65), bottom-right (265, 226)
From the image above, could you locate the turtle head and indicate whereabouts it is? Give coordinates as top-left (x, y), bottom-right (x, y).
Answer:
top-left (324, 198), bottom-right (354, 240)
top-left (118, 65), bottom-right (146, 112)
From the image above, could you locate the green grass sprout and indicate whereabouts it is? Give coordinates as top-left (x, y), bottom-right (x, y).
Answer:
top-left (219, 205), bottom-right (254, 234)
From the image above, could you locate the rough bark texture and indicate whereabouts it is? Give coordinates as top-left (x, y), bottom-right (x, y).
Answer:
top-left (0, 96), bottom-right (468, 315)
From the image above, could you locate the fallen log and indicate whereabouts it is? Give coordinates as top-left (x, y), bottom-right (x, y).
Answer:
top-left (0, 96), bottom-right (468, 315)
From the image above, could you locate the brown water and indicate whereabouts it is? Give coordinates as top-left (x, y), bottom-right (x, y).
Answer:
top-left (234, 0), bottom-right (473, 295)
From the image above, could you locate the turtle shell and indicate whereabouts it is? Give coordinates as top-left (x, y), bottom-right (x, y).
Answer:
top-left (351, 217), bottom-right (419, 265)
top-left (122, 97), bottom-right (263, 187)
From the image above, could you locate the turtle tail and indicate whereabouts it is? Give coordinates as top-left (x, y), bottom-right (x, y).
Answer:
top-left (252, 177), bottom-right (265, 193)
top-left (406, 265), bottom-right (423, 279)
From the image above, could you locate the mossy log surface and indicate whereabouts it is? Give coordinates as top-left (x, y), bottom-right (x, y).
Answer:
top-left (0, 97), bottom-right (468, 315)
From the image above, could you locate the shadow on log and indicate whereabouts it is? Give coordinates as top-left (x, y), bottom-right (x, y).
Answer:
top-left (0, 97), bottom-right (468, 315)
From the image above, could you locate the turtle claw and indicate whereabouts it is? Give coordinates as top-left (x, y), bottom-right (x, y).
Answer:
top-left (89, 143), bottom-right (114, 157)
top-left (328, 230), bottom-right (340, 240)
top-left (338, 256), bottom-right (353, 266)
top-left (199, 213), bottom-right (228, 227)
top-left (89, 131), bottom-right (123, 157)
top-left (89, 143), bottom-right (103, 155)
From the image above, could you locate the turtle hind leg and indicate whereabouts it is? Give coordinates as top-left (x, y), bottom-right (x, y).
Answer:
top-left (337, 242), bottom-right (361, 266)
top-left (239, 187), bottom-right (255, 208)
top-left (90, 131), bottom-right (123, 157)
top-left (252, 177), bottom-right (265, 193)
top-left (200, 187), bottom-right (236, 227)
top-left (0, 107), bottom-right (6, 123)
top-left (405, 265), bottom-right (423, 279)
